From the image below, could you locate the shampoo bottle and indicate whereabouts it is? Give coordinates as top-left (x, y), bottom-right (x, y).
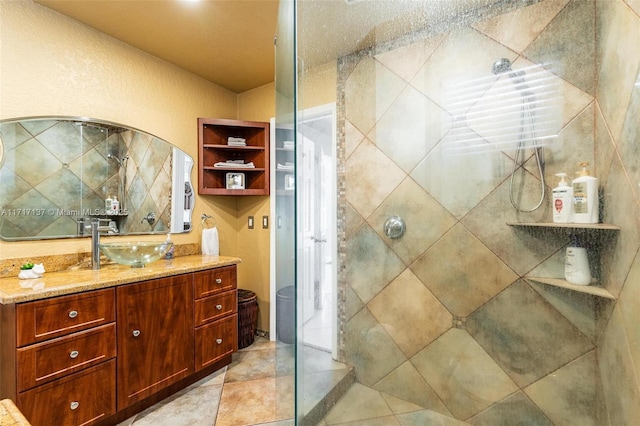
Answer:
top-left (572, 162), bottom-right (599, 224)
top-left (112, 196), bottom-right (120, 214)
top-left (552, 173), bottom-right (573, 223)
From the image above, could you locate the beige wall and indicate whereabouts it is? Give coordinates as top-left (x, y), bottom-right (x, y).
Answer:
top-left (0, 0), bottom-right (240, 260)
top-left (236, 83), bottom-right (275, 331)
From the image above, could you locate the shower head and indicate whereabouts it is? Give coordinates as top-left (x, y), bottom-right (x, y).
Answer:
top-left (107, 154), bottom-right (129, 167)
top-left (492, 58), bottom-right (512, 75)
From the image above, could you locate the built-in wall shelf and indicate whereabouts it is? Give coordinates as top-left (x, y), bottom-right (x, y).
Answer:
top-left (507, 222), bottom-right (620, 231)
top-left (525, 276), bottom-right (616, 300)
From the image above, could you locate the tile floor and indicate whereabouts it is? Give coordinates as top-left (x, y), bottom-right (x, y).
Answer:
top-left (118, 337), bottom-right (466, 426)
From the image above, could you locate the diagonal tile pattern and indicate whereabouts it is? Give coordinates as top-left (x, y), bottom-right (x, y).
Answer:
top-left (336, 2), bottom-right (640, 423)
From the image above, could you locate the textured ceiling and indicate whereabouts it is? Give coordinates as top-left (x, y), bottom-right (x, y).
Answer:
top-left (35, 0), bottom-right (279, 93)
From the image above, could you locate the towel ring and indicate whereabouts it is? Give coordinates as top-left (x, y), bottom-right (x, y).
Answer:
top-left (201, 214), bottom-right (217, 229)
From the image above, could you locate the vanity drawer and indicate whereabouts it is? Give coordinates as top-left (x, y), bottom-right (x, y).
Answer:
top-left (195, 289), bottom-right (237, 326)
top-left (17, 323), bottom-right (116, 392)
top-left (16, 288), bottom-right (115, 347)
top-left (194, 265), bottom-right (237, 298)
top-left (195, 314), bottom-right (238, 371)
top-left (18, 359), bottom-right (116, 426)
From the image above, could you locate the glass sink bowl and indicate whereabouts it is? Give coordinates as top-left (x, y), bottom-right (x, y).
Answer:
top-left (99, 241), bottom-right (173, 267)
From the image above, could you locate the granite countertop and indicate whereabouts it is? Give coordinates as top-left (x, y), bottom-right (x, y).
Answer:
top-left (0, 255), bottom-right (241, 304)
top-left (0, 399), bottom-right (30, 426)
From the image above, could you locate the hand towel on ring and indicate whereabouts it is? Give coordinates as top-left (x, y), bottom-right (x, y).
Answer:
top-left (202, 227), bottom-right (219, 255)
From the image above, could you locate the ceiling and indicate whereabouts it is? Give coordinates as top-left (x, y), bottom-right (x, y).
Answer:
top-left (35, 0), bottom-right (280, 93)
top-left (35, 0), bottom-right (511, 94)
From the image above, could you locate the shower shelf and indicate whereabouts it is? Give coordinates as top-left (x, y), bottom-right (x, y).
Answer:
top-left (508, 222), bottom-right (620, 300)
top-left (506, 222), bottom-right (620, 231)
top-left (524, 276), bottom-right (616, 299)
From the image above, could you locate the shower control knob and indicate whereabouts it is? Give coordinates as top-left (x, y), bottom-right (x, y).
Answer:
top-left (383, 216), bottom-right (406, 239)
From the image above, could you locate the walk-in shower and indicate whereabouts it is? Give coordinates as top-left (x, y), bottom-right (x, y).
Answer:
top-left (283, 0), bottom-right (640, 424)
top-left (492, 57), bottom-right (546, 212)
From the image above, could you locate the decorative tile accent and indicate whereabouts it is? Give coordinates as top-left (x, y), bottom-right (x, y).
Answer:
top-left (411, 328), bottom-right (519, 420)
top-left (467, 280), bottom-right (594, 387)
top-left (411, 224), bottom-right (518, 317)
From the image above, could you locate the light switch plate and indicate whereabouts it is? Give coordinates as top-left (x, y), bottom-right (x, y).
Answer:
top-left (248, 216), bottom-right (254, 229)
top-left (262, 215), bottom-right (269, 229)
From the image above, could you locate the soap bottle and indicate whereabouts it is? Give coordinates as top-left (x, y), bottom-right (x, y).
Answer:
top-left (552, 173), bottom-right (573, 223)
top-left (572, 162), bottom-right (599, 224)
top-left (564, 238), bottom-right (592, 286)
top-left (105, 195), bottom-right (113, 215)
top-left (112, 196), bottom-right (120, 214)
top-left (164, 233), bottom-right (175, 260)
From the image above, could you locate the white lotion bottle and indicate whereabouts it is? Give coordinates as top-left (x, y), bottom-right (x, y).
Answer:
top-left (552, 173), bottom-right (573, 223)
top-left (565, 244), bottom-right (592, 286)
top-left (572, 162), bottom-right (599, 224)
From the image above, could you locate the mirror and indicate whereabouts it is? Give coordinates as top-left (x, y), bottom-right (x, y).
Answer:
top-left (0, 117), bottom-right (194, 241)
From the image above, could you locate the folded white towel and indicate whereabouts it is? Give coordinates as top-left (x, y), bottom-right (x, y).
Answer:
top-left (202, 227), bottom-right (219, 255)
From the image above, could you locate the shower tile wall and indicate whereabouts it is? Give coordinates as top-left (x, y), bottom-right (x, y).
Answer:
top-left (0, 122), bottom-right (171, 238)
top-left (338, 0), bottom-right (640, 424)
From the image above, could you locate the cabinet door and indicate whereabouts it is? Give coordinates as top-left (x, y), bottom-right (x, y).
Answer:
top-left (195, 314), bottom-right (237, 371)
top-left (18, 360), bottom-right (116, 426)
top-left (117, 274), bottom-right (194, 409)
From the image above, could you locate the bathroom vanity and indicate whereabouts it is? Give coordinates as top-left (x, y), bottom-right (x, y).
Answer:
top-left (0, 255), bottom-right (240, 426)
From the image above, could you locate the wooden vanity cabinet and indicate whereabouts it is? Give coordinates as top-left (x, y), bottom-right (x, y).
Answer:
top-left (1, 264), bottom-right (239, 426)
top-left (194, 266), bottom-right (238, 371)
top-left (116, 274), bottom-right (194, 409)
top-left (11, 288), bottom-right (117, 425)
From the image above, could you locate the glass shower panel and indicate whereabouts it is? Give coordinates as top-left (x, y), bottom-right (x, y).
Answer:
top-left (293, 0), bottom-right (630, 424)
top-left (274, 0), bottom-right (296, 423)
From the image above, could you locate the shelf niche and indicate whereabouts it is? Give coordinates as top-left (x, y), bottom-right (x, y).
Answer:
top-left (507, 222), bottom-right (620, 300)
top-left (198, 118), bottom-right (270, 196)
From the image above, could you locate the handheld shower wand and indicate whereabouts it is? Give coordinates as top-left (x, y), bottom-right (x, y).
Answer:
top-left (492, 58), bottom-right (546, 212)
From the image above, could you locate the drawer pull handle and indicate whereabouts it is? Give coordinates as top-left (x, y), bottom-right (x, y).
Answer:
top-left (216, 338), bottom-right (223, 344)
top-left (132, 329), bottom-right (141, 337)
top-left (216, 278), bottom-right (222, 284)
top-left (70, 401), bottom-right (79, 410)
top-left (69, 350), bottom-right (79, 359)
top-left (216, 304), bottom-right (223, 310)
top-left (68, 310), bottom-right (78, 319)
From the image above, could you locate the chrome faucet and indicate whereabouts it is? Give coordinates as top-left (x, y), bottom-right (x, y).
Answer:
top-left (91, 218), bottom-right (119, 270)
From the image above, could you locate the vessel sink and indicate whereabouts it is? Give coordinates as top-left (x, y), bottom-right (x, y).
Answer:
top-left (99, 241), bottom-right (173, 267)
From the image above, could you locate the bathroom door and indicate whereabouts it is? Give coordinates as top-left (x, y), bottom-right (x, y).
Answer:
top-left (298, 134), bottom-right (315, 324)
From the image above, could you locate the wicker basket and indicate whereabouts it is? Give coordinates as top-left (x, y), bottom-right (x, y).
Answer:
top-left (237, 289), bottom-right (258, 349)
